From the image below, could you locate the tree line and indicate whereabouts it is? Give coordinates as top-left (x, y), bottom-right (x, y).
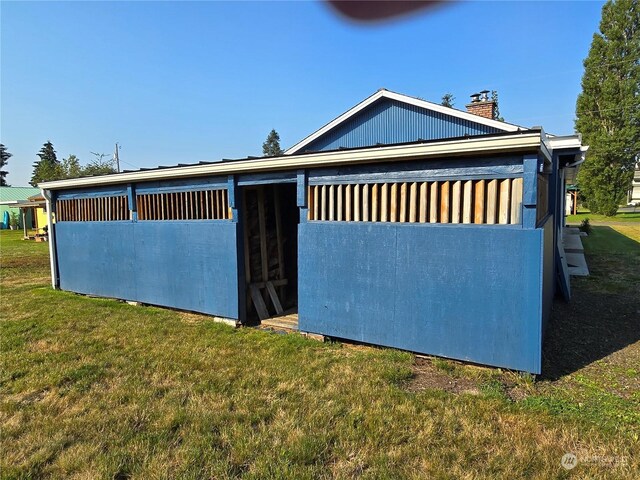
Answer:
top-left (0, 141), bottom-right (117, 187)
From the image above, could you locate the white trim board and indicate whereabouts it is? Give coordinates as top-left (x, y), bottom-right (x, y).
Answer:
top-left (284, 89), bottom-right (524, 155)
top-left (40, 132), bottom-right (543, 191)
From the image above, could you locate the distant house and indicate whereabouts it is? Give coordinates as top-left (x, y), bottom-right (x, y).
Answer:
top-left (40, 89), bottom-right (587, 374)
top-left (0, 186), bottom-right (44, 230)
top-left (628, 159), bottom-right (640, 205)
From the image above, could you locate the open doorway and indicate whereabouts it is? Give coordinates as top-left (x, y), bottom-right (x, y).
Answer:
top-left (242, 183), bottom-right (299, 324)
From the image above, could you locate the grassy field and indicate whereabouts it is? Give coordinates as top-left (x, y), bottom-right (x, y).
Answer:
top-left (566, 211), bottom-right (640, 224)
top-left (1, 229), bottom-right (639, 479)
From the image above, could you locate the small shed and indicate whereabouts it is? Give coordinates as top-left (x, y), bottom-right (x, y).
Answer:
top-left (0, 186), bottom-right (43, 232)
top-left (40, 90), bottom-right (587, 374)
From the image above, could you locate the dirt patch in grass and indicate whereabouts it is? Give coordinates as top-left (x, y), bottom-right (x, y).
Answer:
top-left (406, 358), bottom-right (481, 395)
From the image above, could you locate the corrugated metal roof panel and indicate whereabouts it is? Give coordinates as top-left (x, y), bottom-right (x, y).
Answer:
top-left (0, 186), bottom-right (41, 202)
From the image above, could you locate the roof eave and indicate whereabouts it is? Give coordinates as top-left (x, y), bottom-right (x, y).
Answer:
top-left (40, 132), bottom-right (543, 191)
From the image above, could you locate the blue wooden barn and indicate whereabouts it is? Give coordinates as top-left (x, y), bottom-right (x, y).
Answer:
top-left (40, 89), bottom-right (587, 374)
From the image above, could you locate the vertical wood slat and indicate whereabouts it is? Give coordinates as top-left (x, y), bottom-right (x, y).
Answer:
top-left (345, 184), bottom-right (352, 221)
top-left (409, 182), bottom-right (417, 222)
top-left (499, 179), bottom-right (511, 224)
top-left (399, 182), bottom-right (407, 222)
top-left (371, 184), bottom-right (378, 222)
top-left (474, 180), bottom-right (485, 224)
top-left (511, 177), bottom-right (523, 224)
top-left (429, 181), bottom-right (439, 223)
top-left (381, 183), bottom-right (388, 222)
top-left (419, 182), bottom-right (428, 223)
top-left (451, 180), bottom-right (461, 224)
top-left (462, 180), bottom-right (473, 224)
top-left (329, 185), bottom-right (335, 221)
top-left (354, 184), bottom-right (361, 221)
top-left (321, 185), bottom-right (327, 221)
top-left (440, 181), bottom-right (450, 224)
top-left (257, 188), bottom-right (269, 283)
top-left (362, 184), bottom-right (369, 222)
top-left (337, 185), bottom-right (343, 221)
top-left (486, 179), bottom-right (498, 224)
top-left (307, 186), bottom-right (314, 221)
top-left (390, 183), bottom-right (397, 222)
top-left (313, 185), bottom-right (319, 221)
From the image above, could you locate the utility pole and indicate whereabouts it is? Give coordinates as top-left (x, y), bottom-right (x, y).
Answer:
top-left (114, 143), bottom-right (120, 173)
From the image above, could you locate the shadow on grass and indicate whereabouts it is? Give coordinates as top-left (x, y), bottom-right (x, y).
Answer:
top-left (541, 227), bottom-right (640, 380)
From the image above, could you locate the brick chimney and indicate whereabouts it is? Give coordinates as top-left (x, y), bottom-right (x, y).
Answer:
top-left (466, 90), bottom-right (496, 120)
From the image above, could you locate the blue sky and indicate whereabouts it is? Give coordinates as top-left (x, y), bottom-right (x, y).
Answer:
top-left (2, 0), bottom-right (604, 186)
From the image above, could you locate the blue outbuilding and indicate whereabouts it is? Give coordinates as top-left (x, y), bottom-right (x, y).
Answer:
top-left (40, 89), bottom-right (587, 374)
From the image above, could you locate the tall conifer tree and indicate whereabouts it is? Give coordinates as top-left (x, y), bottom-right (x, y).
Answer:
top-left (262, 129), bottom-right (284, 157)
top-left (31, 141), bottom-right (61, 186)
top-left (575, 0), bottom-right (640, 215)
top-left (0, 144), bottom-right (11, 186)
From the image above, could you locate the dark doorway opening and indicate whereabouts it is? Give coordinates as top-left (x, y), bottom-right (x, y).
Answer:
top-left (242, 183), bottom-right (299, 323)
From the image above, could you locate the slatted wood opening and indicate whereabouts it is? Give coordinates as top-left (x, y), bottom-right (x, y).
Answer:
top-left (243, 184), bottom-right (298, 321)
top-left (537, 174), bottom-right (549, 224)
top-left (308, 178), bottom-right (523, 225)
top-left (136, 189), bottom-right (230, 221)
top-left (56, 196), bottom-right (129, 222)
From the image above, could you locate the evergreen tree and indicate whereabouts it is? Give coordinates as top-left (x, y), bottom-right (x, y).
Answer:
top-left (262, 129), bottom-right (284, 156)
top-left (491, 90), bottom-right (504, 122)
top-left (0, 143), bottom-right (11, 186)
top-left (30, 141), bottom-right (61, 186)
top-left (575, 0), bottom-right (640, 216)
top-left (441, 93), bottom-right (455, 108)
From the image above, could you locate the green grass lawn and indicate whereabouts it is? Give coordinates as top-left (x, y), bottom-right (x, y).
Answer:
top-left (566, 211), bottom-right (640, 224)
top-left (1, 229), bottom-right (639, 479)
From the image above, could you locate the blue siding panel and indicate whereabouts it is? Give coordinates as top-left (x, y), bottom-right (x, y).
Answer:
top-left (56, 221), bottom-right (239, 319)
top-left (57, 222), bottom-right (135, 300)
top-left (304, 99), bottom-right (503, 152)
top-left (298, 222), bottom-right (543, 373)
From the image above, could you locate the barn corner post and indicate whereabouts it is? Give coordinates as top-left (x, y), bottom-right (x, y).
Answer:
top-left (228, 175), bottom-right (245, 325)
top-left (41, 188), bottom-right (59, 289)
top-left (296, 169), bottom-right (308, 222)
top-left (127, 184), bottom-right (137, 221)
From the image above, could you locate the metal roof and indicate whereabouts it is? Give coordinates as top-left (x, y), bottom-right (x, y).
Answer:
top-left (40, 130), bottom-right (546, 190)
top-left (0, 186), bottom-right (41, 202)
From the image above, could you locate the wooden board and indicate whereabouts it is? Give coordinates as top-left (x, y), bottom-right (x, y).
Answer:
top-left (249, 284), bottom-right (269, 320)
top-left (266, 281), bottom-right (284, 315)
top-left (486, 179), bottom-right (497, 224)
top-left (371, 184), bottom-right (378, 222)
top-left (462, 180), bottom-right (473, 224)
top-left (419, 182), bottom-right (427, 223)
top-left (429, 181), bottom-right (438, 223)
top-left (511, 177), bottom-right (523, 224)
top-left (451, 180), bottom-right (461, 224)
top-left (381, 183), bottom-right (388, 222)
top-left (474, 180), bottom-right (485, 224)
top-left (499, 179), bottom-right (511, 224)
top-left (390, 183), bottom-right (397, 222)
top-left (409, 182), bottom-right (417, 222)
top-left (440, 181), bottom-right (450, 224)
